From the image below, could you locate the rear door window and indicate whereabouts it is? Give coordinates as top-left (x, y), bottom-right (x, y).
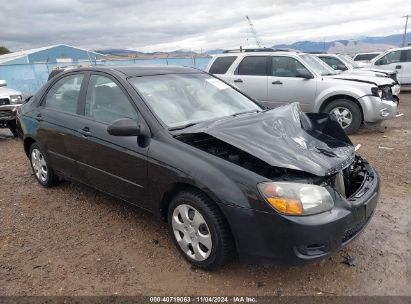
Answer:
top-left (237, 56), bottom-right (268, 76)
top-left (405, 50), bottom-right (411, 62)
top-left (209, 56), bottom-right (237, 74)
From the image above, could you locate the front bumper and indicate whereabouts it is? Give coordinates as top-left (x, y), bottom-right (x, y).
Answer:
top-left (220, 163), bottom-right (380, 265)
top-left (359, 95), bottom-right (399, 123)
top-left (392, 84), bottom-right (401, 97)
top-left (0, 105), bottom-right (20, 122)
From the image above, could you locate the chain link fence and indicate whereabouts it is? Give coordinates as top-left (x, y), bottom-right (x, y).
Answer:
top-left (0, 57), bottom-right (211, 95)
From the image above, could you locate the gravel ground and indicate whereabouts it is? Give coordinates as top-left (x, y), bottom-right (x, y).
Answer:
top-left (0, 93), bottom-right (410, 296)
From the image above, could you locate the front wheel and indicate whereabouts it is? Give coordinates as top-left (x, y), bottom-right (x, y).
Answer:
top-left (323, 99), bottom-right (362, 134)
top-left (168, 190), bottom-right (234, 270)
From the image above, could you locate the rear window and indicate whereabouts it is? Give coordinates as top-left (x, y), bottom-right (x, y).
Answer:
top-left (237, 56), bottom-right (268, 76)
top-left (354, 54), bottom-right (379, 61)
top-left (209, 56), bottom-right (237, 74)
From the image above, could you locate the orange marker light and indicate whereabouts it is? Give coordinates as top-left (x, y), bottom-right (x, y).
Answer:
top-left (267, 197), bottom-right (303, 215)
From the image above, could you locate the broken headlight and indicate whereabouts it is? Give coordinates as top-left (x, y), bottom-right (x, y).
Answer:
top-left (371, 86), bottom-right (392, 100)
top-left (9, 95), bottom-right (23, 104)
top-left (258, 182), bottom-right (334, 215)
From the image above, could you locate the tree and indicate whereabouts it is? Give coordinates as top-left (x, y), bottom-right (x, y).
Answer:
top-left (0, 46), bottom-right (11, 55)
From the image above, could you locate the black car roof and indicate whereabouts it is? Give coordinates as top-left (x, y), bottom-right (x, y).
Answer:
top-left (62, 65), bottom-right (202, 77)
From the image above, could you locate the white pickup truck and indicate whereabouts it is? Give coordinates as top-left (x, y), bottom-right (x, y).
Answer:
top-left (0, 80), bottom-right (23, 136)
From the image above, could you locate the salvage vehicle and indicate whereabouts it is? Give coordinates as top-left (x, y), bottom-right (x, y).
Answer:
top-left (352, 52), bottom-right (381, 66)
top-left (18, 66), bottom-right (380, 269)
top-left (206, 50), bottom-right (400, 134)
top-left (0, 80), bottom-right (23, 137)
top-left (367, 46), bottom-right (411, 85)
top-left (314, 53), bottom-right (400, 100)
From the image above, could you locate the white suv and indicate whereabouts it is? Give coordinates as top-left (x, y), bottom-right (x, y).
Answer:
top-left (205, 50), bottom-right (400, 134)
top-left (367, 46), bottom-right (411, 85)
top-left (315, 53), bottom-right (400, 100)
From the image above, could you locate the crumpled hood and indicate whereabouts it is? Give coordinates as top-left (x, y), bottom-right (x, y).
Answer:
top-left (328, 73), bottom-right (396, 86)
top-left (341, 69), bottom-right (390, 78)
top-left (178, 103), bottom-right (355, 176)
top-left (359, 67), bottom-right (396, 76)
top-left (0, 87), bottom-right (22, 97)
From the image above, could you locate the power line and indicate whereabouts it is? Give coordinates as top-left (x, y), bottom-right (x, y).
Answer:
top-left (402, 15), bottom-right (411, 47)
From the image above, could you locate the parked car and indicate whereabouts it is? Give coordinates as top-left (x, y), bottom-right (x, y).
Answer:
top-left (367, 46), bottom-right (411, 85)
top-left (0, 80), bottom-right (23, 136)
top-left (315, 53), bottom-right (400, 100)
top-left (352, 52), bottom-right (381, 65)
top-left (18, 66), bottom-right (379, 269)
top-left (206, 50), bottom-right (400, 134)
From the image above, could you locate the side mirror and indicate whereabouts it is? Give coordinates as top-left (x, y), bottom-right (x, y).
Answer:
top-left (296, 69), bottom-right (314, 79)
top-left (0, 80), bottom-right (7, 87)
top-left (107, 118), bottom-right (142, 136)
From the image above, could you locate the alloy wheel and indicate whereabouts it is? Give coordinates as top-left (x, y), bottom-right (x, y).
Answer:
top-left (171, 204), bottom-right (212, 261)
top-left (331, 107), bottom-right (353, 129)
top-left (31, 148), bottom-right (48, 183)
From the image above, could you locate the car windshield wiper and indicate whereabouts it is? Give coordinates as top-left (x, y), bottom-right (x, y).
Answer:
top-left (231, 110), bottom-right (261, 117)
top-left (168, 122), bottom-right (198, 131)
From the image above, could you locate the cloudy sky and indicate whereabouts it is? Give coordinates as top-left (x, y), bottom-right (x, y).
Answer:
top-left (1, 0), bottom-right (410, 52)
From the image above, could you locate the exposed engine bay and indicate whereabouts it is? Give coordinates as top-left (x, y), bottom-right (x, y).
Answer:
top-left (174, 103), bottom-right (370, 199)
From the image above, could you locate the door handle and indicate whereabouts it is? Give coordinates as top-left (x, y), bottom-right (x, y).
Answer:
top-left (35, 113), bottom-right (43, 122)
top-left (396, 65), bottom-right (402, 69)
top-left (78, 127), bottom-right (91, 137)
top-left (233, 79), bottom-right (243, 83)
top-left (272, 80), bottom-right (283, 85)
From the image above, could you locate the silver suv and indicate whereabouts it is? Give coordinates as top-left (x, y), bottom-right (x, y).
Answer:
top-left (206, 50), bottom-right (400, 134)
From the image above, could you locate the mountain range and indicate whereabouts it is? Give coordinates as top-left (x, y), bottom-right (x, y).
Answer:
top-left (96, 32), bottom-right (411, 56)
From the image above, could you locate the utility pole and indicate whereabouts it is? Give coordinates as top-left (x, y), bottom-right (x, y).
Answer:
top-left (402, 15), bottom-right (410, 47)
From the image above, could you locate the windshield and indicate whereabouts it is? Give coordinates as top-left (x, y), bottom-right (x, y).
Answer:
top-left (129, 73), bottom-right (262, 129)
top-left (299, 54), bottom-right (337, 76)
top-left (338, 54), bottom-right (361, 69)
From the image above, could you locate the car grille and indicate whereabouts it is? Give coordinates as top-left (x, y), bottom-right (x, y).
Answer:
top-left (0, 98), bottom-right (10, 105)
top-left (342, 211), bottom-right (373, 244)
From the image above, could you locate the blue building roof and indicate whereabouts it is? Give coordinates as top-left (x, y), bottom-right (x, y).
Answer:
top-left (0, 44), bottom-right (105, 65)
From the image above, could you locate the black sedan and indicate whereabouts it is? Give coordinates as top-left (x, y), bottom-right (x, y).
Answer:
top-left (17, 65), bottom-right (379, 269)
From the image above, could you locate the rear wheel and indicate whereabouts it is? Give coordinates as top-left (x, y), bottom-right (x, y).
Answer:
top-left (168, 190), bottom-right (234, 270)
top-left (323, 99), bottom-right (362, 134)
top-left (29, 143), bottom-right (58, 187)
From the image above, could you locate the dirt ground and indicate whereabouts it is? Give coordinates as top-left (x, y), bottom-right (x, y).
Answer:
top-left (0, 93), bottom-right (410, 297)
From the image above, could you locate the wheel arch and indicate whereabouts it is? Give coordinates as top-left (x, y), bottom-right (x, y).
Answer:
top-left (319, 94), bottom-right (364, 123)
top-left (158, 182), bottom-right (222, 222)
top-left (23, 136), bottom-right (36, 157)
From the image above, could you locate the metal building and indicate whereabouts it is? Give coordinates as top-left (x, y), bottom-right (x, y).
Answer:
top-left (0, 44), bottom-right (105, 65)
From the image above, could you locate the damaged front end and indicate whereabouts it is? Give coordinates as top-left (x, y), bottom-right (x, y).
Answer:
top-left (174, 103), bottom-right (376, 214)
top-left (172, 103), bottom-right (379, 263)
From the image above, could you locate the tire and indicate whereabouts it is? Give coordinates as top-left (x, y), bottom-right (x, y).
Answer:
top-left (6, 121), bottom-right (18, 137)
top-left (29, 143), bottom-right (58, 187)
top-left (168, 190), bottom-right (234, 270)
top-left (323, 99), bottom-right (362, 135)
